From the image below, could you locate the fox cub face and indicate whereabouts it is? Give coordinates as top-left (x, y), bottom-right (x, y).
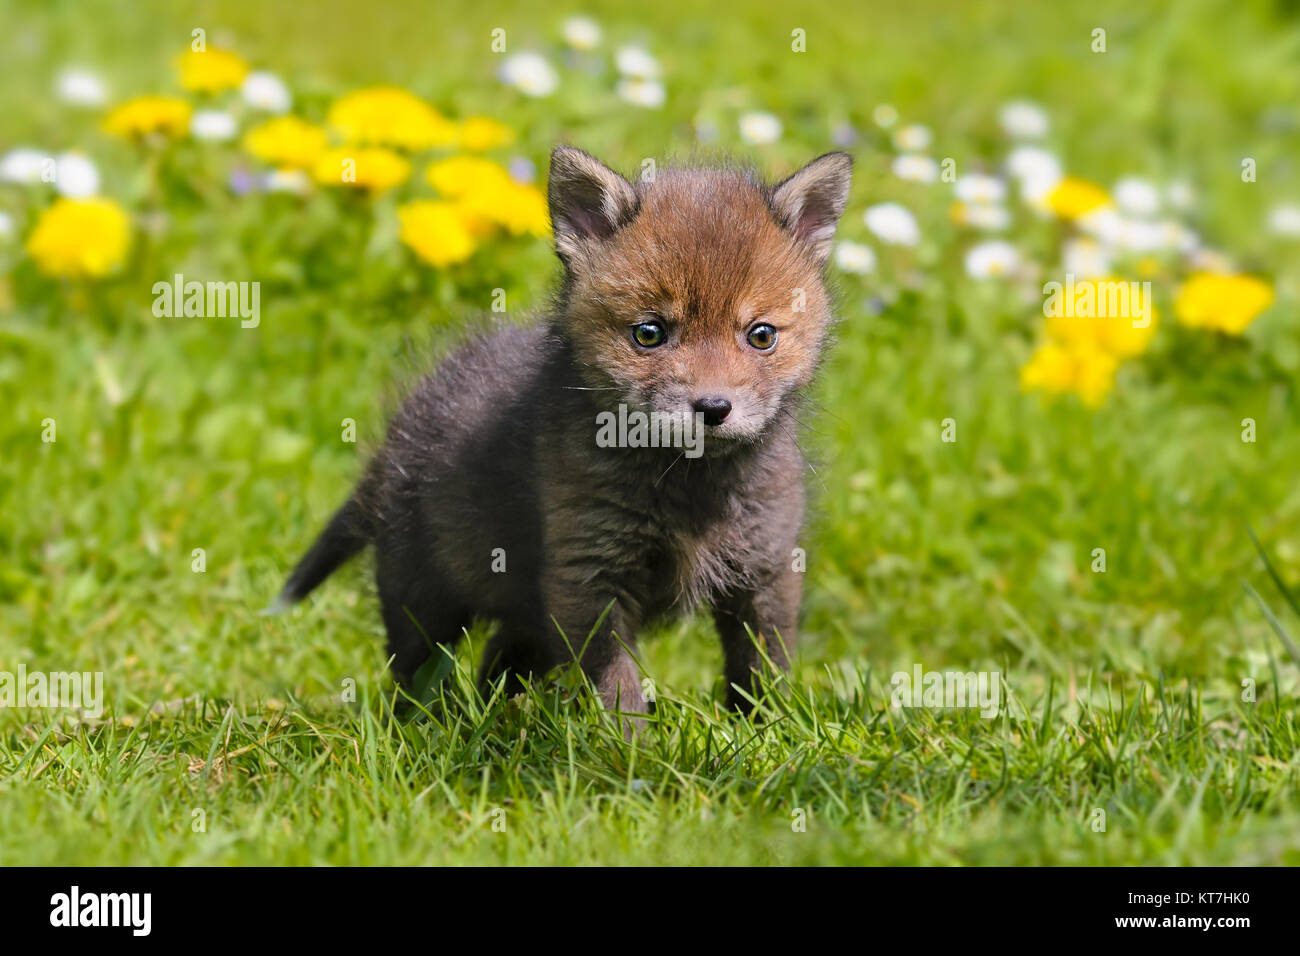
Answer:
top-left (548, 147), bottom-right (852, 443)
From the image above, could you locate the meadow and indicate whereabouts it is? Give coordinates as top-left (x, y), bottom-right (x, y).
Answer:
top-left (1, 0), bottom-right (1299, 865)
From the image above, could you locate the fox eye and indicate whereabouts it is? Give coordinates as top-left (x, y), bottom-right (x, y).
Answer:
top-left (631, 320), bottom-right (667, 349)
top-left (746, 322), bottom-right (778, 352)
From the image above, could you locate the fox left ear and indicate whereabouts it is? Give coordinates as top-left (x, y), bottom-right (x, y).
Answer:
top-left (770, 152), bottom-right (853, 266)
top-left (548, 146), bottom-right (639, 266)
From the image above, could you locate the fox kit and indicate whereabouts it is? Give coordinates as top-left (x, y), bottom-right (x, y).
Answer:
top-left (277, 146), bottom-right (852, 720)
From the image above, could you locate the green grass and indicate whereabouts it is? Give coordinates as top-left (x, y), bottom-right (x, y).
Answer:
top-left (5, 653), bottom-right (1300, 865)
top-left (2, 0), bottom-right (1300, 865)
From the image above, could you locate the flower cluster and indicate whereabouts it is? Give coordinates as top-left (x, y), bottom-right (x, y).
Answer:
top-left (497, 17), bottom-right (667, 110)
top-left (1021, 278), bottom-right (1158, 407)
top-left (830, 97), bottom-right (1283, 407)
top-left (0, 15), bottom-right (1289, 403)
top-left (3, 43), bottom-right (548, 283)
top-left (399, 157), bottom-right (549, 266)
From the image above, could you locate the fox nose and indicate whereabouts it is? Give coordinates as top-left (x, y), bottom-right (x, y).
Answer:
top-left (692, 396), bottom-right (732, 426)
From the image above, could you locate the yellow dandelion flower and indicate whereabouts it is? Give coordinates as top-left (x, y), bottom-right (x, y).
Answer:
top-left (1020, 342), bottom-right (1118, 408)
top-left (1046, 176), bottom-right (1110, 220)
top-left (457, 116), bottom-right (515, 151)
top-left (176, 48), bottom-right (249, 93)
top-left (242, 116), bottom-right (330, 169)
top-left (327, 86), bottom-right (458, 152)
top-left (457, 180), bottom-right (550, 238)
top-left (426, 155), bottom-right (512, 197)
top-left (1021, 343), bottom-right (1073, 393)
top-left (1174, 272), bottom-right (1274, 335)
top-left (398, 200), bottom-right (478, 267)
top-left (425, 157), bottom-right (549, 238)
top-left (312, 147), bottom-right (411, 192)
top-left (26, 198), bottom-right (131, 278)
top-left (443, 203), bottom-right (497, 240)
top-left (102, 96), bottom-right (192, 139)
top-left (1044, 277), bottom-right (1157, 358)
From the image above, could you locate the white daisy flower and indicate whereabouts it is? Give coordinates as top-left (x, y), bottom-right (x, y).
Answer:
top-left (892, 124), bottom-right (931, 151)
top-left (1083, 214), bottom-right (1191, 255)
top-left (265, 169), bottom-right (311, 195)
top-left (562, 16), bottom-right (602, 50)
top-left (616, 78), bottom-right (665, 109)
top-left (1062, 237), bottom-right (1112, 277)
top-left (56, 68), bottom-right (107, 107)
top-left (1077, 207), bottom-right (1125, 243)
top-left (954, 173), bottom-right (1007, 204)
top-left (615, 46), bottom-right (660, 79)
top-left (998, 100), bottom-right (1049, 139)
top-left (872, 104), bottom-right (898, 128)
top-left (1113, 176), bottom-right (1160, 217)
top-left (0, 148), bottom-right (54, 185)
top-left (1161, 220), bottom-right (1200, 253)
top-left (1188, 248), bottom-right (1235, 272)
top-left (1006, 146), bottom-right (1063, 208)
top-left (1006, 145), bottom-right (1062, 185)
top-left (0, 210), bottom-right (14, 240)
top-left (953, 202), bottom-right (1011, 231)
top-left (241, 71), bottom-right (292, 113)
top-left (739, 111), bottom-right (782, 145)
top-left (964, 240), bottom-right (1020, 278)
top-left (53, 152), bottom-right (99, 197)
top-left (834, 240), bottom-right (876, 274)
top-left (1267, 203), bottom-right (1300, 237)
top-left (1117, 219), bottom-right (1168, 253)
top-left (891, 154), bottom-right (939, 183)
top-left (191, 110), bottom-right (238, 142)
top-left (500, 52), bottom-right (559, 97)
top-left (864, 202), bottom-right (920, 246)
top-left (1165, 179), bottom-right (1196, 211)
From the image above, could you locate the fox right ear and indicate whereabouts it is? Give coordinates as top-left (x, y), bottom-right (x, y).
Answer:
top-left (770, 152), bottom-right (853, 266)
top-left (548, 146), bottom-right (639, 263)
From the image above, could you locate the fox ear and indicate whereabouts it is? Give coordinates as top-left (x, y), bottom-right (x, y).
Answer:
top-left (548, 146), bottom-right (639, 263)
top-left (771, 152), bottom-right (853, 265)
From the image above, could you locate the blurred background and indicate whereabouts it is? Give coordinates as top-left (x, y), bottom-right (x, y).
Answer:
top-left (3, 0), bottom-right (1299, 741)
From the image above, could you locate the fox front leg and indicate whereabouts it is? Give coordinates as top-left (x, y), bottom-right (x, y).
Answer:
top-left (711, 566), bottom-right (799, 713)
top-left (543, 581), bottom-right (651, 732)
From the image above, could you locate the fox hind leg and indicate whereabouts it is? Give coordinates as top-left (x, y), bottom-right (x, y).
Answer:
top-left (376, 550), bottom-right (470, 689)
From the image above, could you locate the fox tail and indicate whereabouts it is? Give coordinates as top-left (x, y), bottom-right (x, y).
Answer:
top-left (265, 490), bottom-right (376, 615)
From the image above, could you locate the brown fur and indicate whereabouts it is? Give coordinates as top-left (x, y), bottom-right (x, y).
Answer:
top-left (562, 168), bottom-right (832, 445)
